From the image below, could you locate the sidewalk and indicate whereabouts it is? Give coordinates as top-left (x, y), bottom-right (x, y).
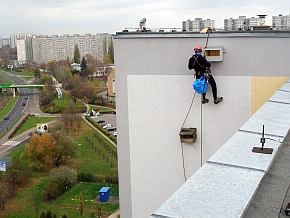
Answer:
top-left (107, 209), bottom-right (120, 218)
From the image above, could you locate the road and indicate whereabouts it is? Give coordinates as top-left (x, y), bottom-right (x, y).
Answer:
top-left (0, 72), bottom-right (29, 136)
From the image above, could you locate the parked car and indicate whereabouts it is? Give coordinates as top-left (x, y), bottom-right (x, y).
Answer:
top-left (107, 127), bottom-right (117, 131)
top-left (24, 96), bottom-right (28, 99)
top-left (100, 123), bottom-right (107, 127)
top-left (103, 124), bottom-right (113, 129)
top-left (113, 132), bottom-right (117, 137)
top-left (21, 102), bottom-right (26, 106)
top-left (97, 119), bottom-right (105, 123)
top-left (4, 116), bottom-right (9, 120)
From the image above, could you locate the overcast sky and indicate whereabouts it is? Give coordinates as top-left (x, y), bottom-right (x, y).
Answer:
top-left (0, 0), bottom-right (289, 38)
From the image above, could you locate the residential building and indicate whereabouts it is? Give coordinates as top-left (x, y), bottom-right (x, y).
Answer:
top-left (9, 32), bottom-right (39, 48)
top-left (272, 13), bottom-right (290, 30)
top-left (113, 30), bottom-right (290, 218)
top-left (32, 33), bottom-right (112, 64)
top-left (224, 16), bottom-right (258, 30)
top-left (16, 39), bottom-right (26, 62)
top-left (1, 38), bottom-right (9, 47)
top-left (182, 18), bottom-right (215, 32)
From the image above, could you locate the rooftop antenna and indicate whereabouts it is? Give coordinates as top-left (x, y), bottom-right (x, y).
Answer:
top-left (139, 18), bottom-right (147, 32)
top-left (252, 125), bottom-right (273, 154)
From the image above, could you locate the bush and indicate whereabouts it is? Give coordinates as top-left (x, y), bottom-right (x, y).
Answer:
top-left (43, 182), bottom-right (60, 202)
top-left (77, 172), bottom-right (96, 182)
top-left (43, 166), bottom-right (78, 201)
top-left (95, 174), bottom-right (118, 184)
top-left (50, 166), bottom-right (77, 188)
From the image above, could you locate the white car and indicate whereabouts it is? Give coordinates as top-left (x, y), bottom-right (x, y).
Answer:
top-left (103, 124), bottom-right (112, 129)
top-left (113, 132), bottom-right (117, 137)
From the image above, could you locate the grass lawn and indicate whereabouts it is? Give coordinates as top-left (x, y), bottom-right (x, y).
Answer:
top-left (13, 116), bottom-right (57, 137)
top-left (53, 92), bottom-right (84, 108)
top-left (89, 105), bottom-right (114, 113)
top-left (11, 71), bottom-right (34, 81)
top-left (1, 119), bottom-right (118, 218)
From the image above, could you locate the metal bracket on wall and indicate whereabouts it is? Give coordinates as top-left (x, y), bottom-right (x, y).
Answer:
top-left (252, 125), bottom-right (273, 154)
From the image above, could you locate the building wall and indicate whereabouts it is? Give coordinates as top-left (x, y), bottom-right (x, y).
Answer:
top-left (32, 33), bottom-right (112, 64)
top-left (16, 39), bottom-right (26, 62)
top-left (114, 31), bottom-right (290, 218)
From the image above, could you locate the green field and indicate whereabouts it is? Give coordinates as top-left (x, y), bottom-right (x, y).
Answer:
top-left (1, 119), bottom-right (119, 218)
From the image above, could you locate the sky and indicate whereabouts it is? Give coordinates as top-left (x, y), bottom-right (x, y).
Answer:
top-left (0, 0), bottom-right (289, 38)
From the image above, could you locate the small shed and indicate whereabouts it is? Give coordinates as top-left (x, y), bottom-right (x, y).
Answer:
top-left (99, 187), bottom-right (110, 202)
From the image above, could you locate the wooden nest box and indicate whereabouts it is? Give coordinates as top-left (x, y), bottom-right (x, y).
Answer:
top-left (179, 128), bottom-right (197, 143)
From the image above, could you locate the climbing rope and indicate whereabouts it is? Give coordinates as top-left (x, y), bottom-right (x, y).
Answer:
top-left (180, 91), bottom-right (198, 181)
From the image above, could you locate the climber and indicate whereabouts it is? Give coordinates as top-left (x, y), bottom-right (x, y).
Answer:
top-left (188, 45), bottom-right (223, 104)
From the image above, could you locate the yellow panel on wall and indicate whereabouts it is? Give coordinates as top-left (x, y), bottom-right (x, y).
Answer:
top-left (251, 76), bottom-right (289, 115)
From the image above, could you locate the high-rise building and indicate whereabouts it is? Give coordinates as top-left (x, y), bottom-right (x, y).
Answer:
top-left (10, 32), bottom-right (39, 48)
top-left (182, 18), bottom-right (215, 32)
top-left (16, 39), bottom-right (26, 62)
top-left (32, 33), bottom-right (112, 64)
top-left (272, 13), bottom-right (290, 30)
top-left (224, 16), bottom-right (258, 30)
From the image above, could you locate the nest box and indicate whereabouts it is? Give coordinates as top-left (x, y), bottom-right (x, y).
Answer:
top-left (179, 128), bottom-right (197, 143)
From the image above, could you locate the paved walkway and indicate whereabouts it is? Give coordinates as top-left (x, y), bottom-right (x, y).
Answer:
top-left (107, 209), bottom-right (120, 218)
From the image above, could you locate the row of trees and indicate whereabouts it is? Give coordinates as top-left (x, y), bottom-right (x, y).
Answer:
top-left (73, 40), bottom-right (114, 65)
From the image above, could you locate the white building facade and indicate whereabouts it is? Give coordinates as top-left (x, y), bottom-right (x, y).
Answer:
top-left (9, 32), bottom-right (39, 48)
top-left (32, 33), bottom-right (112, 64)
top-left (224, 16), bottom-right (258, 30)
top-left (114, 31), bottom-right (290, 218)
top-left (16, 39), bottom-right (26, 62)
top-left (272, 13), bottom-right (290, 30)
top-left (182, 18), bottom-right (215, 31)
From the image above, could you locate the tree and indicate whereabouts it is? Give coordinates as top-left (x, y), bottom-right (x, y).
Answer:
top-left (49, 124), bottom-right (77, 167)
top-left (21, 133), bottom-right (55, 171)
top-left (55, 65), bottom-right (72, 87)
top-left (49, 166), bottom-right (77, 189)
top-left (108, 40), bottom-right (114, 63)
top-left (80, 57), bottom-right (88, 78)
top-left (40, 63), bottom-right (46, 72)
top-left (103, 53), bottom-right (112, 64)
top-left (21, 125), bottom-right (77, 170)
top-left (47, 61), bottom-right (57, 77)
top-left (61, 104), bottom-right (82, 134)
top-left (79, 192), bottom-right (84, 216)
top-left (34, 68), bottom-right (41, 79)
top-left (74, 44), bottom-right (80, 64)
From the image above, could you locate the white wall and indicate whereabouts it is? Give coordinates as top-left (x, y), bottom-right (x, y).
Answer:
top-left (114, 31), bottom-right (290, 218)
